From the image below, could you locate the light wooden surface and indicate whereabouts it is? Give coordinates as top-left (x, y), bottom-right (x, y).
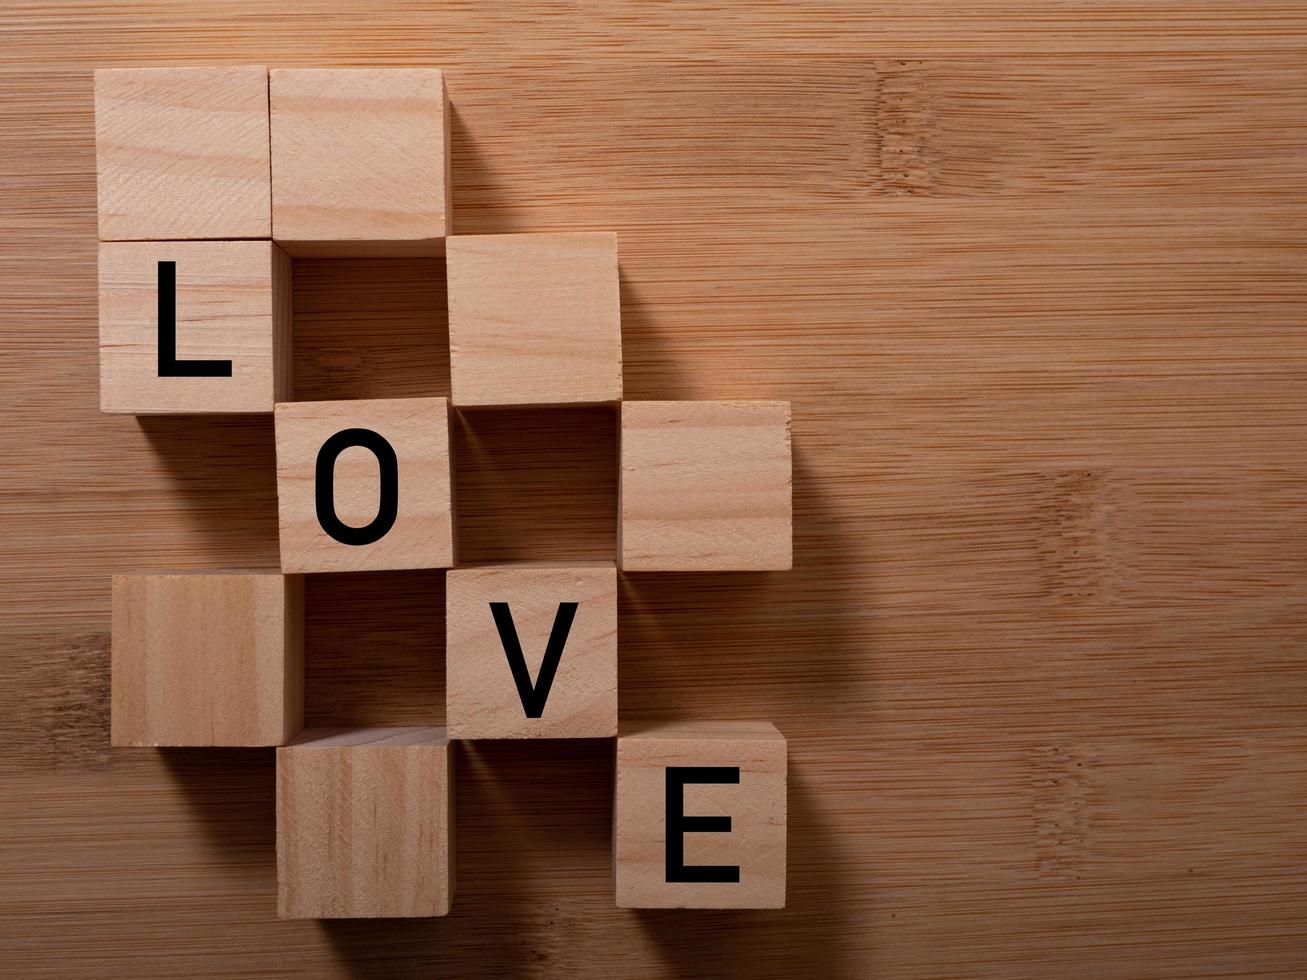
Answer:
top-left (277, 726), bottom-right (453, 918)
top-left (446, 562), bottom-right (618, 739)
top-left (271, 67), bottom-right (450, 255)
top-left (447, 232), bottom-right (623, 407)
top-left (99, 240), bottom-right (292, 413)
top-left (111, 572), bottom-right (303, 747)
top-left (274, 397), bottom-right (455, 573)
top-left (615, 720), bottom-right (788, 909)
top-left (2, 2), bottom-right (1306, 977)
top-left (94, 66), bottom-right (271, 241)
top-left (620, 401), bottom-right (793, 571)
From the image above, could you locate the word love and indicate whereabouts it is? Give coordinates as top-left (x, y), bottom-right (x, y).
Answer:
top-left (98, 64), bottom-right (794, 916)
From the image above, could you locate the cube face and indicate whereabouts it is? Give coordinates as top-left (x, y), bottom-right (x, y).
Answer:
top-left (620, 401), bottom-right (792, 571)
top-left (95, 67), bottom-right (271, 241)
top-left (274, 398), bottom-right (455, 573)
top-left (111, 573), bottom-right (303, 747)
top-left (271, 68), bottom-right (451, 254)
top-left (277, 727), bottom-right (454, 918)
top-left (615, 721), bottom-right (787, 909)
top-left (446, 563), bottom-right (617, 739)
top-left (99, 241), bottom-right (291, 414)
top-left (447, 233), bottom-right (622, 407)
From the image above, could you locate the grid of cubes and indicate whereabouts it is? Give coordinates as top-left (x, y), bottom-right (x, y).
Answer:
top-left (97, 66), bottom-right (791, 916)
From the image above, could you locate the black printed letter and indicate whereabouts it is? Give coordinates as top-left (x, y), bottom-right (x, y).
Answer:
top-left (314, 428), bottom-right (398, 546)
top-left (490, 602), bottom-right (578, 718)
top-left (156, 261), bottom-right (232, 377)
top-left (665, 766), bottom-right (741, 883)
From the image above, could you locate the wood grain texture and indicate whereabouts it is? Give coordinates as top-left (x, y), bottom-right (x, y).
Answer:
top-left (2, 4), bottom-right (1307, 978)
top-left (271, 68), bottom-right (450, 254)
top-left (620, 401), bottom-right (793, 571)
top-left (274, 397), bottom-right (455, 573)
top-left (277, 726), bottom-right (453, 918)
top-left (99, 240), bottom-right (291, 414)
top-left (290, 257), bottom-right (450, 403)
top-left (615, 720), bottom-right (787, 909)
top-left (447, 232), bottom-right (622, 407)
top-left (446, 562), bottom-right (618, 739)
top-left (94, 66), bottom-right (270, 241)
top-left (111, 573), bottom-right (302, 746)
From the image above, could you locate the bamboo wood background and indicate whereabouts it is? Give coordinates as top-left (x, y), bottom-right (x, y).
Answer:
top-left (2, 3), bottom-right (1306, 977)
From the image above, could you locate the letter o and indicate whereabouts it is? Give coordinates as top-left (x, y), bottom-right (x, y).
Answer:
top-left (314, 428), bottom-right (398, 546)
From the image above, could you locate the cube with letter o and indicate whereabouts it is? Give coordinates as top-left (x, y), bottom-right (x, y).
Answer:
top-left (274, 397), bottom-right (455, 573)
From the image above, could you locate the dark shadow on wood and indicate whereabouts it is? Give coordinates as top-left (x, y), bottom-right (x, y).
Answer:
top-left (158, 747), bottom-right (276, 858)
top-left (303, 569), bottom-right (445, 728)
top-left (619, 438), bottom-right (867, 720)
top-left (453, 406), bottom-right (618, 564)
top-left (135, 414), bottom-right (280, 568)
top-left (319, 738), bottom-right (614, 980)
top-left (292, 257), bottom-right (450, 402)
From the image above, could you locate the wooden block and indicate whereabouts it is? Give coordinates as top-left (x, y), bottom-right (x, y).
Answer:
top-left (446, 233), bottom-right (622, 407)
top-left (274, 397), bottom-right (455, 573)
top-left (615, 721), bottom-right (787, 909)
top-left (111, 572), bottom-right (303, 747)
top-left (99, 240), bottom-right (292, 414)
top-left (277, 727), bottom-right (454, 918)
top-left (270, 68), bottom-right (451, 256)
top-left (620, 401), bottom-right (792, 571)
top-left (446, 563), bottom-right (617, 739)
top-left (95, 66), bottom-right (271, 241)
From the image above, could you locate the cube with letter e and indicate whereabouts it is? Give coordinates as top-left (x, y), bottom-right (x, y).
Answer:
top-left (614, 721), bottom-right (787, 909)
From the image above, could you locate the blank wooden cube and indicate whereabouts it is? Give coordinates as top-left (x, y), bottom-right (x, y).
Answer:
top-left (277, 727), bottom-right (454, 918)
top-left (447, 563), bottom-right (617, 739)
top-left (270, 68), bottom-right (451, 256)
top-left (620, 401), bottom-right (792, 571)
top-left (447, 233), bottom-right (622, 407)
top-left (274, 397), bottom-right (455, 573)
top-left (99, 240), bottom-right (292, 414)
top-left (111, 573), bottom-right (303, 747)
top-left (95, 67), bottom-right (271, 241)
top-left (615, 721), bottom-right (787, 909)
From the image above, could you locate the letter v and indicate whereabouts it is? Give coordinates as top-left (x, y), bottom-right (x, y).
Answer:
top-left (489, 602), bottom-right (579, 718)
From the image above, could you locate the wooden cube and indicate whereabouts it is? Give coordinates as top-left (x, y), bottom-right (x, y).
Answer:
top-left (111, 573), bottom-right (303, 747)
top-left (446, 233), bottom-right (622, 407)
top-left (274, 397), bottom-right (455, 573)
top-left (614, 721), bottom-right (787, 909)
top-left (446, 563), bottom-right (617, 739)
top-left (270, 68), bottom-right (451, 256)
top-left (99, 240), bottom-right (292, 414)
top-left (277, 727), bottom-right (454, 918)
top-left (620, 401), bottom-right (792, 571)
top-left (95, 67), bottom-right (271, 241)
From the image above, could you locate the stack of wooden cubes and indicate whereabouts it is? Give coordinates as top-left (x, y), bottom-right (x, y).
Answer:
top-left (97, 66), bottom-right (792, 917)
